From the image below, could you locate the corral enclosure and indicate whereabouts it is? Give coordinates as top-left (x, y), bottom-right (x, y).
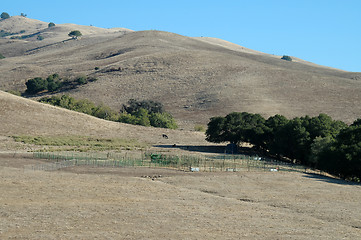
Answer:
top-left (28, 151), bottom-right (306, 173)
top-left (1, 153), bottom-right (361, 239)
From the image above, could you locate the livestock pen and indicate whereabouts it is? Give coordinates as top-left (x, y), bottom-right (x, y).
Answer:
top-left (26, 151), bottom-right (307, 173)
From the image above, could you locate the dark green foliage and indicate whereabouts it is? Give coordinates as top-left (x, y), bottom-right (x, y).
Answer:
top-left (39, 96), bottom-right (177, 129)
top-left (0, 53), bottom-right (5, 59)
top-left (206, 116), bottom-right (226, 143)
top-left (351, 118), bottom-right (361, 127)
top-left (25, 74), bottom-right (94, 94)
top-left (206, 112), bottom-right (267, 147)
top-left (25, 77), bottom-right (48, 94)
top-left (68, 30), bottom-right (82, 39)
top-left (20, 13), bottom-right (27, 17)
top-left (46, 74), bottom-right (62, 92)
top-left (76, 75), bottom-right (87, 85)
top-left (0, 30), bottom-right (16, 37)
top-left (122, 99), bottom-right (164, 115)
top-left (37, 35), bottom-right (44, 41)
top-left (48, 22), bottom-right (55, 28)
top-left (149, 112), bottom-right (178, 129)
top-left (206, 112), bottom-right (360, 180)
top-left (317, 125), bottom-right (361, 180)
top-left (281, 55), bottom-right (292, 61)
top-left (1, 12), bottom-right (10, 19)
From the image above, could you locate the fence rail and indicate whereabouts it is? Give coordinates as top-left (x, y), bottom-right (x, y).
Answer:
top-left (25, 151), bottom-right (307, 173)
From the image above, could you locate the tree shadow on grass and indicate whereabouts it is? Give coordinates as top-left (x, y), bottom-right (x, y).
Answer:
top-left (302, 172), bottom-right (361, 186)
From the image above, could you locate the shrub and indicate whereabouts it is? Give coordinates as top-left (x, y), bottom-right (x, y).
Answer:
top-left (76, 75), bottom-right (87, 84)
top-left (48, 22), bottom-right (55, 28)
top-left (25, 77), bottom-right (48, 94)
top-left (281, 55), bottom-right (292, 61)
top-left (68, 30), bottom-right (82, 39)
top-left (37, 35), bottom-right (44, 41)
top-left (122, 99), bottom-right (164, 114)
top-left (0, 53), bottom-right (5, 59)
top-left (6, 90), bottom-right (21, 96)
top-left (194, 124), bottom-right (206, 132)
top-left (1, 12), bottom-right (10, 19)
top-left (150, 112), bottom-right (178, 129)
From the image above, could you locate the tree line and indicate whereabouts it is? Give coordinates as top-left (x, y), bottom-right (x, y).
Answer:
top-left (39, 95), bottom-right (178, 129)
top-left (206, 112), bottom-right (361, 181)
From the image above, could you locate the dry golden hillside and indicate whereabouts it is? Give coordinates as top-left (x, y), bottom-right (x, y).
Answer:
top-left (1, 16), bottom-right (361, 130)
top-left (0, 90), bottom-right (208, 150)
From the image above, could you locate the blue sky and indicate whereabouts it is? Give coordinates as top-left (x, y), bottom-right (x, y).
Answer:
top-left (2, 0), bottom-right (360, 72)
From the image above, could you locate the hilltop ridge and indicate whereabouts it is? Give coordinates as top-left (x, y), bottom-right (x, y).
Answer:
top-left (1, 16), bottom-right (361, 129)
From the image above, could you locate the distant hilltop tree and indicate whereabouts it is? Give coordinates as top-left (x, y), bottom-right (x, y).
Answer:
top-left (48, 22), bottom-right (56, 28)
top-left (281, 55), bottom-right (292, 61)
top-left (1, 12), bottom-right (10, 19)
top-left (68, 30), bottom-right (82, 39)
top-left (20, 13), bottom-right (27, 17)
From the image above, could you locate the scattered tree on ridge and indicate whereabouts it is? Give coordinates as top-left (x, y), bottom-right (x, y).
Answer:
top-left (1, 12), bottom-right (10, 19)
top-left (48, 22), bottom-right (55, 28)
top-left (68, 30), bottom-right (82, 39)
top-left (281, 55), bottom-right (292, 61)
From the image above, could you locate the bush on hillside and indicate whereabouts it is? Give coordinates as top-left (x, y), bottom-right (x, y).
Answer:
top-left (1, 12), bottom-right (10, 19)
top-left (281, 55), bottom-right (292, 61)
top-left (68, 30), bottom-right (82, 39)
top-left (25, 74), bottom-right (96, 94)
top-left (25, 77), bottom-right (48, 94)
top-left (0, 53), bottom-right (5, 59)
top-left (121, 99), bottom-right (164, 115)
top-left (48, 22), bottom-right (55, 28)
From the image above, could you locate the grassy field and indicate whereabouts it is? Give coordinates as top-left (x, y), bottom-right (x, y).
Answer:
top-left (1, 153), bottom-right (360, 239)
top-left (12, 135), bottom-right (148, 152)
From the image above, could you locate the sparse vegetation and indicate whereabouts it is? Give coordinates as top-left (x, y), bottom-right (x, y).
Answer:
top-left (1, 12), bottom-right (10, 19)
top-left (281, 55), bottom-right (292, 61)
top-left (6, 90), bottom-right (21, 96)
top-left (194, 124), bottom-right (206, 132)
top-left (68, 30), bottom-right (82, 39)
top-left (0, 30), bottom-right (20, 38)
top-left (48, 22), bottom-right (55, 28)
top-left (0, 53), bottom-right (5, 59)
top-left (37, 35), bottom-right (44, 41)
top-left (206, 112), bottom-right (360, 181)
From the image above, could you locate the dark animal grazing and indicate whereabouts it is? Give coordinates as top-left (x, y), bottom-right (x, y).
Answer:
top-left (162, 134), bottom-right (168, 139)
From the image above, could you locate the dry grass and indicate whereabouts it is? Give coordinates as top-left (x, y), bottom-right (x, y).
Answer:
top-left (0, 154), bottom-right (361, 239)
top-left (1, 17), bottom-right (361, 130)
top-left (1, 17), bottom-right (361, 239)
top-left (0, 90), bottom-right (213, 152)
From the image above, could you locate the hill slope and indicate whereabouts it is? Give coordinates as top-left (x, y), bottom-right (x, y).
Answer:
top-left (0, 90), bottom-right (207, 147)
top-left (1, 16), bottom-right (361, 129)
